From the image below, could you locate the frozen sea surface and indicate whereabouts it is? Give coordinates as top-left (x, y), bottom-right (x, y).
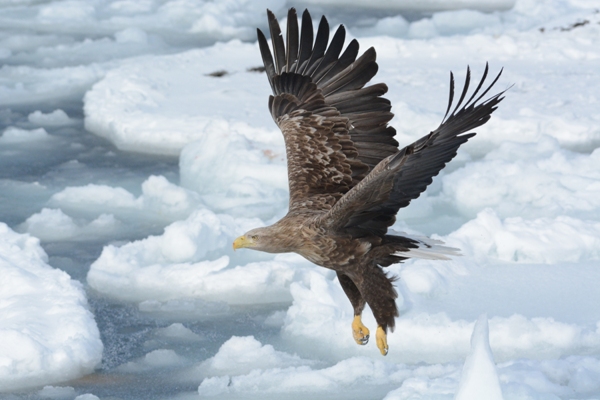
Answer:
top-left (2, 0), bottom-right (600, 399)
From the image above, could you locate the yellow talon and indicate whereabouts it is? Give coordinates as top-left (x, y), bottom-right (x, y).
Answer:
top-left (352, 315), bottom-right (370, 345)
top-left (376, 326), bottom-right (388, 356)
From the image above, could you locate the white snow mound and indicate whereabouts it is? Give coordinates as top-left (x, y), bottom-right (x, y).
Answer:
top-left (87, 209), bottom-right (300, 304)
top-left (454, 314), bottom-right (503, 400)
top-left (0, 223), bottom-right (102, 392)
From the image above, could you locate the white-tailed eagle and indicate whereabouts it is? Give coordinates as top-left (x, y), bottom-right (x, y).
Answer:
top-left (233, 8), bottom-right (505, 355)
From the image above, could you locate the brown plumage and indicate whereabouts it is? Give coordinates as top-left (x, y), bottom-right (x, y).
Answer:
top-left (233, 8), bottom-right (506, 355)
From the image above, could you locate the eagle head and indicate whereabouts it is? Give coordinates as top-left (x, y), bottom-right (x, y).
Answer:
top-left (233, 224), bottom-right (296, 253)
top-left (233, 228), bottom-right (270, 252)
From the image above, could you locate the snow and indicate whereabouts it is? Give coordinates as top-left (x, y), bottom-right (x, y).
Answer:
top-left (118, 348), bottom-right (187, 372)
top-left (37, 385), bottom-right (76, 399)
top-left (86, 209), bottom-right (303, 304)
top-left (28, 110), bottom-right (77, 127)
top-left (441, 138), bottom-right (600, 221)
top-left (454, 314), bottom-right (503, 400)
top-left (155, 323), bottom-right (203, 341)
top-left (298, 0), bottom-right (515, 12)
top-left (0, 224), bottom-right (102, 392)
top-left (83, 41), bottom-right (275, 155)
top-left (75, 395), bottom-right (99, 400)
top-left (20, 208), bottom-right (121, 242)
top-left (195, 337), bottom-right (403, 396)
top-left (0, 127), bottom-right (50, 143)
top-left (2, 0), bottom-right (600, 398)
top-left (446, 209), bottom-right (600, 263)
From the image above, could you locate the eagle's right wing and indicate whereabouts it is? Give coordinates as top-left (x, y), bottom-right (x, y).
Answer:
top-left (257, 8), bottom-right (398, 214)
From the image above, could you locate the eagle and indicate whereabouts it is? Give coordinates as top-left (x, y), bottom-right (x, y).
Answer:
top-left (233, 8), bottom-right (505, 356)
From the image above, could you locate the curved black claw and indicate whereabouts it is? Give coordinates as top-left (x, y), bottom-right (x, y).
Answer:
top-left (359, 334), bottom-right (369, 345)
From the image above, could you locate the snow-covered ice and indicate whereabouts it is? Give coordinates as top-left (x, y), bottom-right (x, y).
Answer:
top-left (2, 0), bottom-right (600, 398)
top-left (454, 314), bottom-right (503, 400)
top-left (0, 224), bottom-right (102, 392)
top-left (86, 208), bottom-right (306, 304)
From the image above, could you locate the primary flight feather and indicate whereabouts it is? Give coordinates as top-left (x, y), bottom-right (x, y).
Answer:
top-left (233, 8), bottom-right (506, 355)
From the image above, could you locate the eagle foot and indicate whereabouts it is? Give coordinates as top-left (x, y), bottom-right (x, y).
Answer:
top-left (376, 326), bottom-right (388, 356)
top-left (352, 315), bottom-right (370, 345)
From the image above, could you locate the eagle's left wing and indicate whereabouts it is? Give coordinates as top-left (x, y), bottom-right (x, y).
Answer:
top-left (321, 66), bottom-right (506, 237)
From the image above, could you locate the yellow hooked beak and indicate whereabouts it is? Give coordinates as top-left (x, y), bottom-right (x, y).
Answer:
top-left (233, 235), bottom-right (253, 250)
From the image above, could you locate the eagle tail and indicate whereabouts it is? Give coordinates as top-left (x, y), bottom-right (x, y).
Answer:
top-left (393, 234), bottom-right (460, 261)
top-left (382, 230), bottom-right (460, 262)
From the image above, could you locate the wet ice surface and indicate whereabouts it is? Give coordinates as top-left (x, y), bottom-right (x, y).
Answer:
top-left (2, 0), bottom-right (600, 399)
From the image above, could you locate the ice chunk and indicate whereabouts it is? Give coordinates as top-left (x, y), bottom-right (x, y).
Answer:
top-left (178, 125), bottom-right (287, 194)
top-left (74, 395), bottom-right (100, 400)
top-left (37, 385), bottom-right (76, 399)
top-left (114, 27), bottom-right (148, 44)
top-left (442, 138), bottom-right (600, 220)
top-left (0, 224), bottom-right (102, 391)
top-left (179, 126), bottom-right (288, 218)
top-left (447, 209), bottom-right (600, 263)
top-left (282, 265), bottom-right (600, 364)
top-left (28, 110), bottom-right (77, 127)
top-left (83, 42), bottom-right (289, 217)
top-left (156, 323), bottom-right (202, 341)
top-left (408, 18), bottom-right (439, 38)
top-left (83, 43), bottom-right (274, 156)
top-left (283, 271), bottom-right (407, 357)
top-left (400, 263), bottom-right (448, 296)
top-left (140, 175), bottom-right (202, 217)
top-left (198, 350), bottom-right (407, 396)
top-left (87, 209), bottom-right (300, 304)
top-left (0, 127), bottom-right (50, 143)
top-left (432, 9), bottom-right (502, 35)
top-left (37, 1), bottom-right (95, 22)
top-left (499, 356), bottom-right (600, 397)
top-left (353, 15), bottom-right (410, 38)
top-left (51, 184), bottom-right (138, 209)
top-left (455, 314), bottom-right (503, 400)
top-left (118, 349), bottom-right (187, 372)
top-left (19, 208), bottom-right (121, 242)
top-left (0, 63), bottom-right (106, 108)
top-left (203, 336), bottom-right (309, 376)
top-left (48, 175), bottom-right (203, 229)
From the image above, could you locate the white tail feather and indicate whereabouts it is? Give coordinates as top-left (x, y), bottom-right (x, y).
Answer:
top-left (389, 230), bottom-right (460, 261)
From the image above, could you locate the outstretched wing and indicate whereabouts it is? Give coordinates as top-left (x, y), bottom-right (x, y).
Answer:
top-left (257, 8), bottom-right (398, 214)
top-left (322, 65), bottom-right (506, 237)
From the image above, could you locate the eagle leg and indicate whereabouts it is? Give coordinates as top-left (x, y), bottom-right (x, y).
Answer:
top-left (376, 325), bottom-right (388, 356)
top-left (352, 315), bottom-right (370, 345)
top-left (337, 271), bottom-right (369, 345)
top-left (354, 264), bottom-right (399, 356)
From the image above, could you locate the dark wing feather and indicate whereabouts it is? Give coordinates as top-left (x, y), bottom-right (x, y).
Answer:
top-left (317, 39), bottom-right (359, 84)
top-left (312, 24), bottom-right (345, 81)
top-left (296, 9), bottom-right (313, 73)
top-left (285, 8), bottom-right (299, 72)
top-left (267, 10), bottom-right (286, 75)
top-left (257, 8), bottom-right (399, 213)
top-left (302, 16), bottom-right (329, 75)
top-left (321, 66), bottom-right (506, 237)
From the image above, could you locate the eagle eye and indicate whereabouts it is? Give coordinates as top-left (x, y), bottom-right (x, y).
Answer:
top-left (251, 235), bottom-right (258, 240)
